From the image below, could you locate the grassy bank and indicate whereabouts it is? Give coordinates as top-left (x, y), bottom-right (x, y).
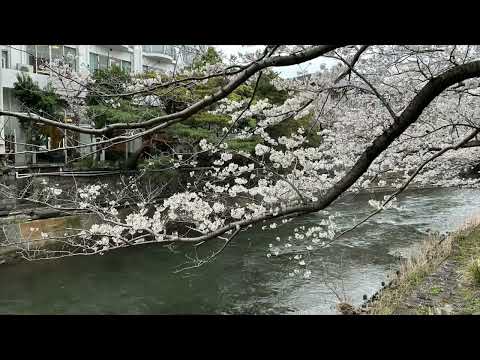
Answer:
top-left (367, 217), bottom-right (480, 315)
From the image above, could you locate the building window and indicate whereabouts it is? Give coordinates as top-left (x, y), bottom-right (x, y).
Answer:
top-left (64, 46), bottom-right (77, 71)
top-left (90, 53), bottom-right (131, 74)
top-left (99, 54), bottom-right (109, 70)
top-left (36, 45), bottom-right (50, 72)
top-left (110, 57), bottom-right (121, 69)
top-left (25, 45), bottom-right (77, 72)
top-left (121, 60), bottom-right (131, 73)
top-left (89, 52), bottom-right (109, 73)
top-left (1, 50), bottom-right (8, 69)
top-left (89, 52), bottom-right (98, 73)
top-left (50, 45), bottom-right (77, 71)
top-left (166, 45), bottom-right (175, 58)
top-left (51, 45), bottom-right (63, 63)
top-left (26, 45), bottom-right (36, 68)
top-left (110, 57), bottom-right (131, 73)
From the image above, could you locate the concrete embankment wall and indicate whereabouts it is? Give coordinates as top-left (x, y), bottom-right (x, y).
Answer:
top-left (0, 215), bottom-right (85, 265)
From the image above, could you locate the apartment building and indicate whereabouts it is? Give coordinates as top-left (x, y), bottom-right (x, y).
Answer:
top-left (0, 45), bottom-right (205, 168)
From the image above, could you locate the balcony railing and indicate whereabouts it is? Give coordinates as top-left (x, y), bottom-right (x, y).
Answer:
top-left (142, 45), bottom-right (176, 59)
top-left (102, 45), bottom-right (133, 52)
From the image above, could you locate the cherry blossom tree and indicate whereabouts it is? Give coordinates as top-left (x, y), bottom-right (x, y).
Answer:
top-left (2, 45), bottom-right (480, 274)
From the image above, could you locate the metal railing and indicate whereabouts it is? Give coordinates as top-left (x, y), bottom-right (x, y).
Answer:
top-left (142, 45), bottom-right (176, 58)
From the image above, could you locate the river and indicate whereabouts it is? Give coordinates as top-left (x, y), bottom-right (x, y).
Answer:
top-left (0, 187), bottom-right (479, 314)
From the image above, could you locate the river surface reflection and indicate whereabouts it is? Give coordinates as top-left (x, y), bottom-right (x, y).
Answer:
top-left (0, 187), bottom-right (479, 314)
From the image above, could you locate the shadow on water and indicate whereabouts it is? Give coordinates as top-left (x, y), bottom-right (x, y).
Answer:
top-left (0, 187), bottom-right (479, 314)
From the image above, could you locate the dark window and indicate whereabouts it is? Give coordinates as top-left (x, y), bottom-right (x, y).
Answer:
top-left (1, 50), bottom-right (8, 69)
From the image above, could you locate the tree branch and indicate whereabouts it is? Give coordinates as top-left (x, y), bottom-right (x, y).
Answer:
top-left (334, 45), bottom-right (369, 83)
top-left (1, 45), bottom-right (341, 136)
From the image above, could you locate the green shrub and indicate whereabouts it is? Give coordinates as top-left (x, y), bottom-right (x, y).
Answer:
top-left (468, 258), bottom-right (480, 285)
top-left (138, 155), bottom-right (175, 170)
top-left (71, 158), bottom-right (97, 170)
top-left (226, 137), bottom-right (261, 153)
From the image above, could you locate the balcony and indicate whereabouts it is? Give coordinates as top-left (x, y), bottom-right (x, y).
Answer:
top-left (102, 45), bottom-right (133, 53)
top-left (0, 67), bottom-right (49, 89)
top-left (142, 45), bottom-right (175, 62)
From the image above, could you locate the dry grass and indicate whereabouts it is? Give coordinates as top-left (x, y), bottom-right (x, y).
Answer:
top-left (368, 215), bottom-right (480, 315)
top-left (467, 258), bottom-right (480, 285)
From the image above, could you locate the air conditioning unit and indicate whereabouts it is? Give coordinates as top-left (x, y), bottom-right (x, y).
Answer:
top-left (16, 63), bottom-right (33, 73)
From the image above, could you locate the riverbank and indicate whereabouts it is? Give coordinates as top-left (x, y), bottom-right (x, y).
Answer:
top-left (365, 217), bottom-right (480, 315)
top-left (0, 215), bottom-right (84, 265)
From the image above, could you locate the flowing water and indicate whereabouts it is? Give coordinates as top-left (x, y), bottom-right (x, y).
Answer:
top-left (0, 187), bottom-right (479, 314)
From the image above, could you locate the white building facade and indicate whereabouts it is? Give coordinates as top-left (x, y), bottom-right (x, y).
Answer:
top-left (0, 45), bottom-right (206, 166)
